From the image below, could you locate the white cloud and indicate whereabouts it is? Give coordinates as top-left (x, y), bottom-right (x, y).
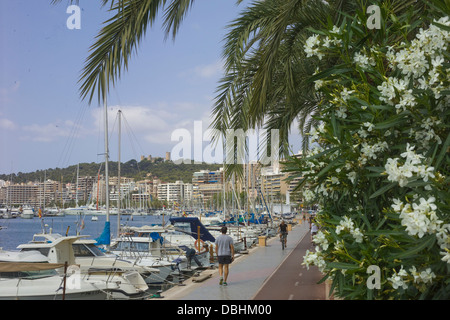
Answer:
top-left (194, 60), bottom-right (224, 78)
top-left (90, 104), bottom-right (213, 148)
top-left (0, 118), bottom-right (17, 130)
top-left (19, 119), bottom-right (91, 143)
top-left (178, 60), bottom-right (224, 81)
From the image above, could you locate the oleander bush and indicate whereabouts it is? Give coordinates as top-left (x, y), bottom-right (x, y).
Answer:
top-left (286, 2), bottom-right (450, 299)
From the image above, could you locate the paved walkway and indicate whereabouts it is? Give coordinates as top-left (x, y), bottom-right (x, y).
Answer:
top-left (159, 221), bottom-right (328, 300)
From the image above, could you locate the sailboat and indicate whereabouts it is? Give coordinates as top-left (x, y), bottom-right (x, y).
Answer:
top-left (0, 250), bottom-right (110, 300)
top-left (16, 232), bottom-right (150, 299)
top-left (95, 95), bottom-right (112, 248)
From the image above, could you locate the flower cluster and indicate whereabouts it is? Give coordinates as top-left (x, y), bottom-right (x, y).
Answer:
top-left (303, 249), bottom-right (326, 272)
top-left (387, 17), bottom-right (450, 98)
top-left (304, 26), bottom-right (342, 60)
top-left (353, 50), bottom-right (376, 70)
top-left (312, 230), bottom-right (329, 250)
top-left (410, 117), bottom-right (443, 149)
top-left (377, 77), bottom-right (415, 112)
top-left (297, 9), bottom-right (449, 299)
top-left (387, 265), bottom-right (437, 291)
top-left (359, 141), bottom-right (389, 165)
top-left (392, 196), bottom-right (449, 262)
top-left (385, 144), bottom-right (435, 187)
top-left (335, 216), bottom-right (364, 243)
top-left (381, 17), bottom-right (450, 112)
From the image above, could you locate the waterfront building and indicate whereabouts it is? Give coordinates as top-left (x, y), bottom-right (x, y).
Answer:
top-left (157, 180), bottom-right (193, 204)
top-left (192, 169), bottom-right (224, 205)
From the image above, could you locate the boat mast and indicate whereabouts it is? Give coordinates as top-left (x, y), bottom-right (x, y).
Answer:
top-left (222, 136), bottom-right (226, 219)
top-left (117, 110), bottom-right (122, 238)
top-left (103, 98), bottom-right (110, 223)
top-left (76, 163), bottom-right (79, 208)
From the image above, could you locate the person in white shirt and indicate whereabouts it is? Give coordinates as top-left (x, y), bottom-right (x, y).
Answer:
top-left (311, 221), bottom-right (319, 241)
top-left (215, 226), bottom-right (234, 286)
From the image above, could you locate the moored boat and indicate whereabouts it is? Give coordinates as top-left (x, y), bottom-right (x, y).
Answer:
top-left (0, 250), bottom-right (109, 300)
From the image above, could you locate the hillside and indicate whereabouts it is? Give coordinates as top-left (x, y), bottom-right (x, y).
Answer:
top-left (0, 159), bottom-right (222, 184)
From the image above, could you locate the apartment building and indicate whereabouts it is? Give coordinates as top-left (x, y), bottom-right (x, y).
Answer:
top-left (0, 181), bottom-right (64, 207)
top-left (192, 169), bottom-right (224, 205)
top-left (0, 183), bottom-right (38, 207)
top-left (157, 180), bottom-right (193, 204)
top-left (260, 162), bottom-right (289, 200)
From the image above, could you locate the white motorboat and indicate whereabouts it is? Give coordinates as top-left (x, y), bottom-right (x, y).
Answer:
top-left (16, 232), bottom-right (150, 299)
top-left (61, 205), bottom-right (106, 216)
top-left (20, 206), bottom-right (34, 219)
top-left (0, 250), bottom-right (109, 300)
top-left (110, 225), bottom-right (181, 284)
top-left (72, 237), bottom-right (159, 278)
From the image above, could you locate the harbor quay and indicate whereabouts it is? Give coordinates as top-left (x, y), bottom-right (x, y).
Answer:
top-left (155, 220), bottom-right (327, 301)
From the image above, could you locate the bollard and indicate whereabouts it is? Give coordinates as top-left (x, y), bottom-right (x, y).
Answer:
top-left (209, 244), bottom-right (215, 264)
top-left (258, 236), bottom-right (267, 247)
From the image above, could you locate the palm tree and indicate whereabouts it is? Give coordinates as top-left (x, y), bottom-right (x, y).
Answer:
top-left (210, 0), bottom-right (437, 177)
top-left (210, 0), bottom-right (358, 179)
top-left (52, 0), bottom-right (433, 163)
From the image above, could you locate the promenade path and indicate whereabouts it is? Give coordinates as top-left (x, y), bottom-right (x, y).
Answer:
top-left (160, 220), bottom-right (328, 300)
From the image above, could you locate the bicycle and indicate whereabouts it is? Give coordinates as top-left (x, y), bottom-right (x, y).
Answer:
top-left (280, 232), bottom-right (288, 250)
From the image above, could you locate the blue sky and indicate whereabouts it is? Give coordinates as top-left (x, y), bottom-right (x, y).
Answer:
top-left (0, 0), bottom-right (302, 175)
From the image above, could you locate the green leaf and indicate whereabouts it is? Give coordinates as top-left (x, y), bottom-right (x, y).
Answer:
top-left (432, 21), bottom-right (450, 32)
top-left (316, 158), bottom-right (340, 178)
top-left (307, 64), bottom-right (353, 83)
top-left (374, 114), bottom-right (407, 130)
top-left (369, 182), bottom-right (397, 199)
top-left (366, 167), bottom-right (387, 173)
top-left (396, 235), bottom-right (436, 259)
top-left (435, 131), bottom-right (450, 170)
top-left (328, 262), bottom-right (361, 270)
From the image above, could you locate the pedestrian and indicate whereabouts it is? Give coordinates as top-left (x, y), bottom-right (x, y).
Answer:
top-left (310, 220), bottom-right (319, 242)
top-left (185, 247), bottom-right (203, 269)
top-left (215, 226), bottom-right (234, 286)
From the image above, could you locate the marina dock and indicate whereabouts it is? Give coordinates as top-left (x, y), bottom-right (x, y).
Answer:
top-left (158, 221), bottom-right (328, 300)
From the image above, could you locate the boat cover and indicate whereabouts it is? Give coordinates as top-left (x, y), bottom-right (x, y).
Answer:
top-left (169, 217), bottom-right (215, 242)
top-left (0, 262), bottom-right (66, 272)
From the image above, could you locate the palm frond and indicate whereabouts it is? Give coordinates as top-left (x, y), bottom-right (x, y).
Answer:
top-left (78, 0), bottom-right (166, 104)
top-left (163, 0), bottom-right (196, 40)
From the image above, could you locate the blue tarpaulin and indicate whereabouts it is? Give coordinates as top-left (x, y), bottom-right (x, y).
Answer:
top-left (150, 232), bottom-right (164, 244)
top-left (95, 221), bottom-right (111, 245)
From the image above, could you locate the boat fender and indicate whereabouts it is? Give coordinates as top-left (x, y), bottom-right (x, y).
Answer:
top-left (194, 239), bottom-right (205, 252)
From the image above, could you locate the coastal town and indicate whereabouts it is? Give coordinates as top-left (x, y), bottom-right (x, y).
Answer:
top-left (0, 153), bottom-right (304, 218)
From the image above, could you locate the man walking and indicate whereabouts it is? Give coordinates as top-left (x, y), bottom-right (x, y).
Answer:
top-left (215, 226), bottom-right (234, 286)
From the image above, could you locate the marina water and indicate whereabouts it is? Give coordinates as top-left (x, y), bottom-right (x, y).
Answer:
top-left (0, 214), bottom-right (166, 251)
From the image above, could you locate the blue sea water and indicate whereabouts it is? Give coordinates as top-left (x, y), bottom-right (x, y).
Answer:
top-left (0, 214), bottom-right (166, 251)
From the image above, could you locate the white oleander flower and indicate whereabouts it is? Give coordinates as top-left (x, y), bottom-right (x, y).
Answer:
top-left (351, 227), bottom-right (364, 243)
top-left (392, 197), bottom-right (445, 240)
top-left (312, 231), bottom-right (329, 251)
top-left (304, 34), bottom-right (324, 60)
top-left (347, 171), bottom-right (357, 184)
top-left (363, 122), bottom-right (375, 132)
top-left (441, 249), bottom-right (450, 264)
top-left (410, 267), bottom-right (436, 284)
top-left (385, 144), bottom-right (435, 187)
top-left (354, 51), bottom-right (376, 69)
top-left (388, 266), bottom-right (409, 290)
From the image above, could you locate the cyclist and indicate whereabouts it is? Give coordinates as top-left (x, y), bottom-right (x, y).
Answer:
top-left (278, 220), bottom-right (288, 249)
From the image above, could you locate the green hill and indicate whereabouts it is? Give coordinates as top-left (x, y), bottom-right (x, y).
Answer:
top-left (0, 159), bottom-right (222, 184)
